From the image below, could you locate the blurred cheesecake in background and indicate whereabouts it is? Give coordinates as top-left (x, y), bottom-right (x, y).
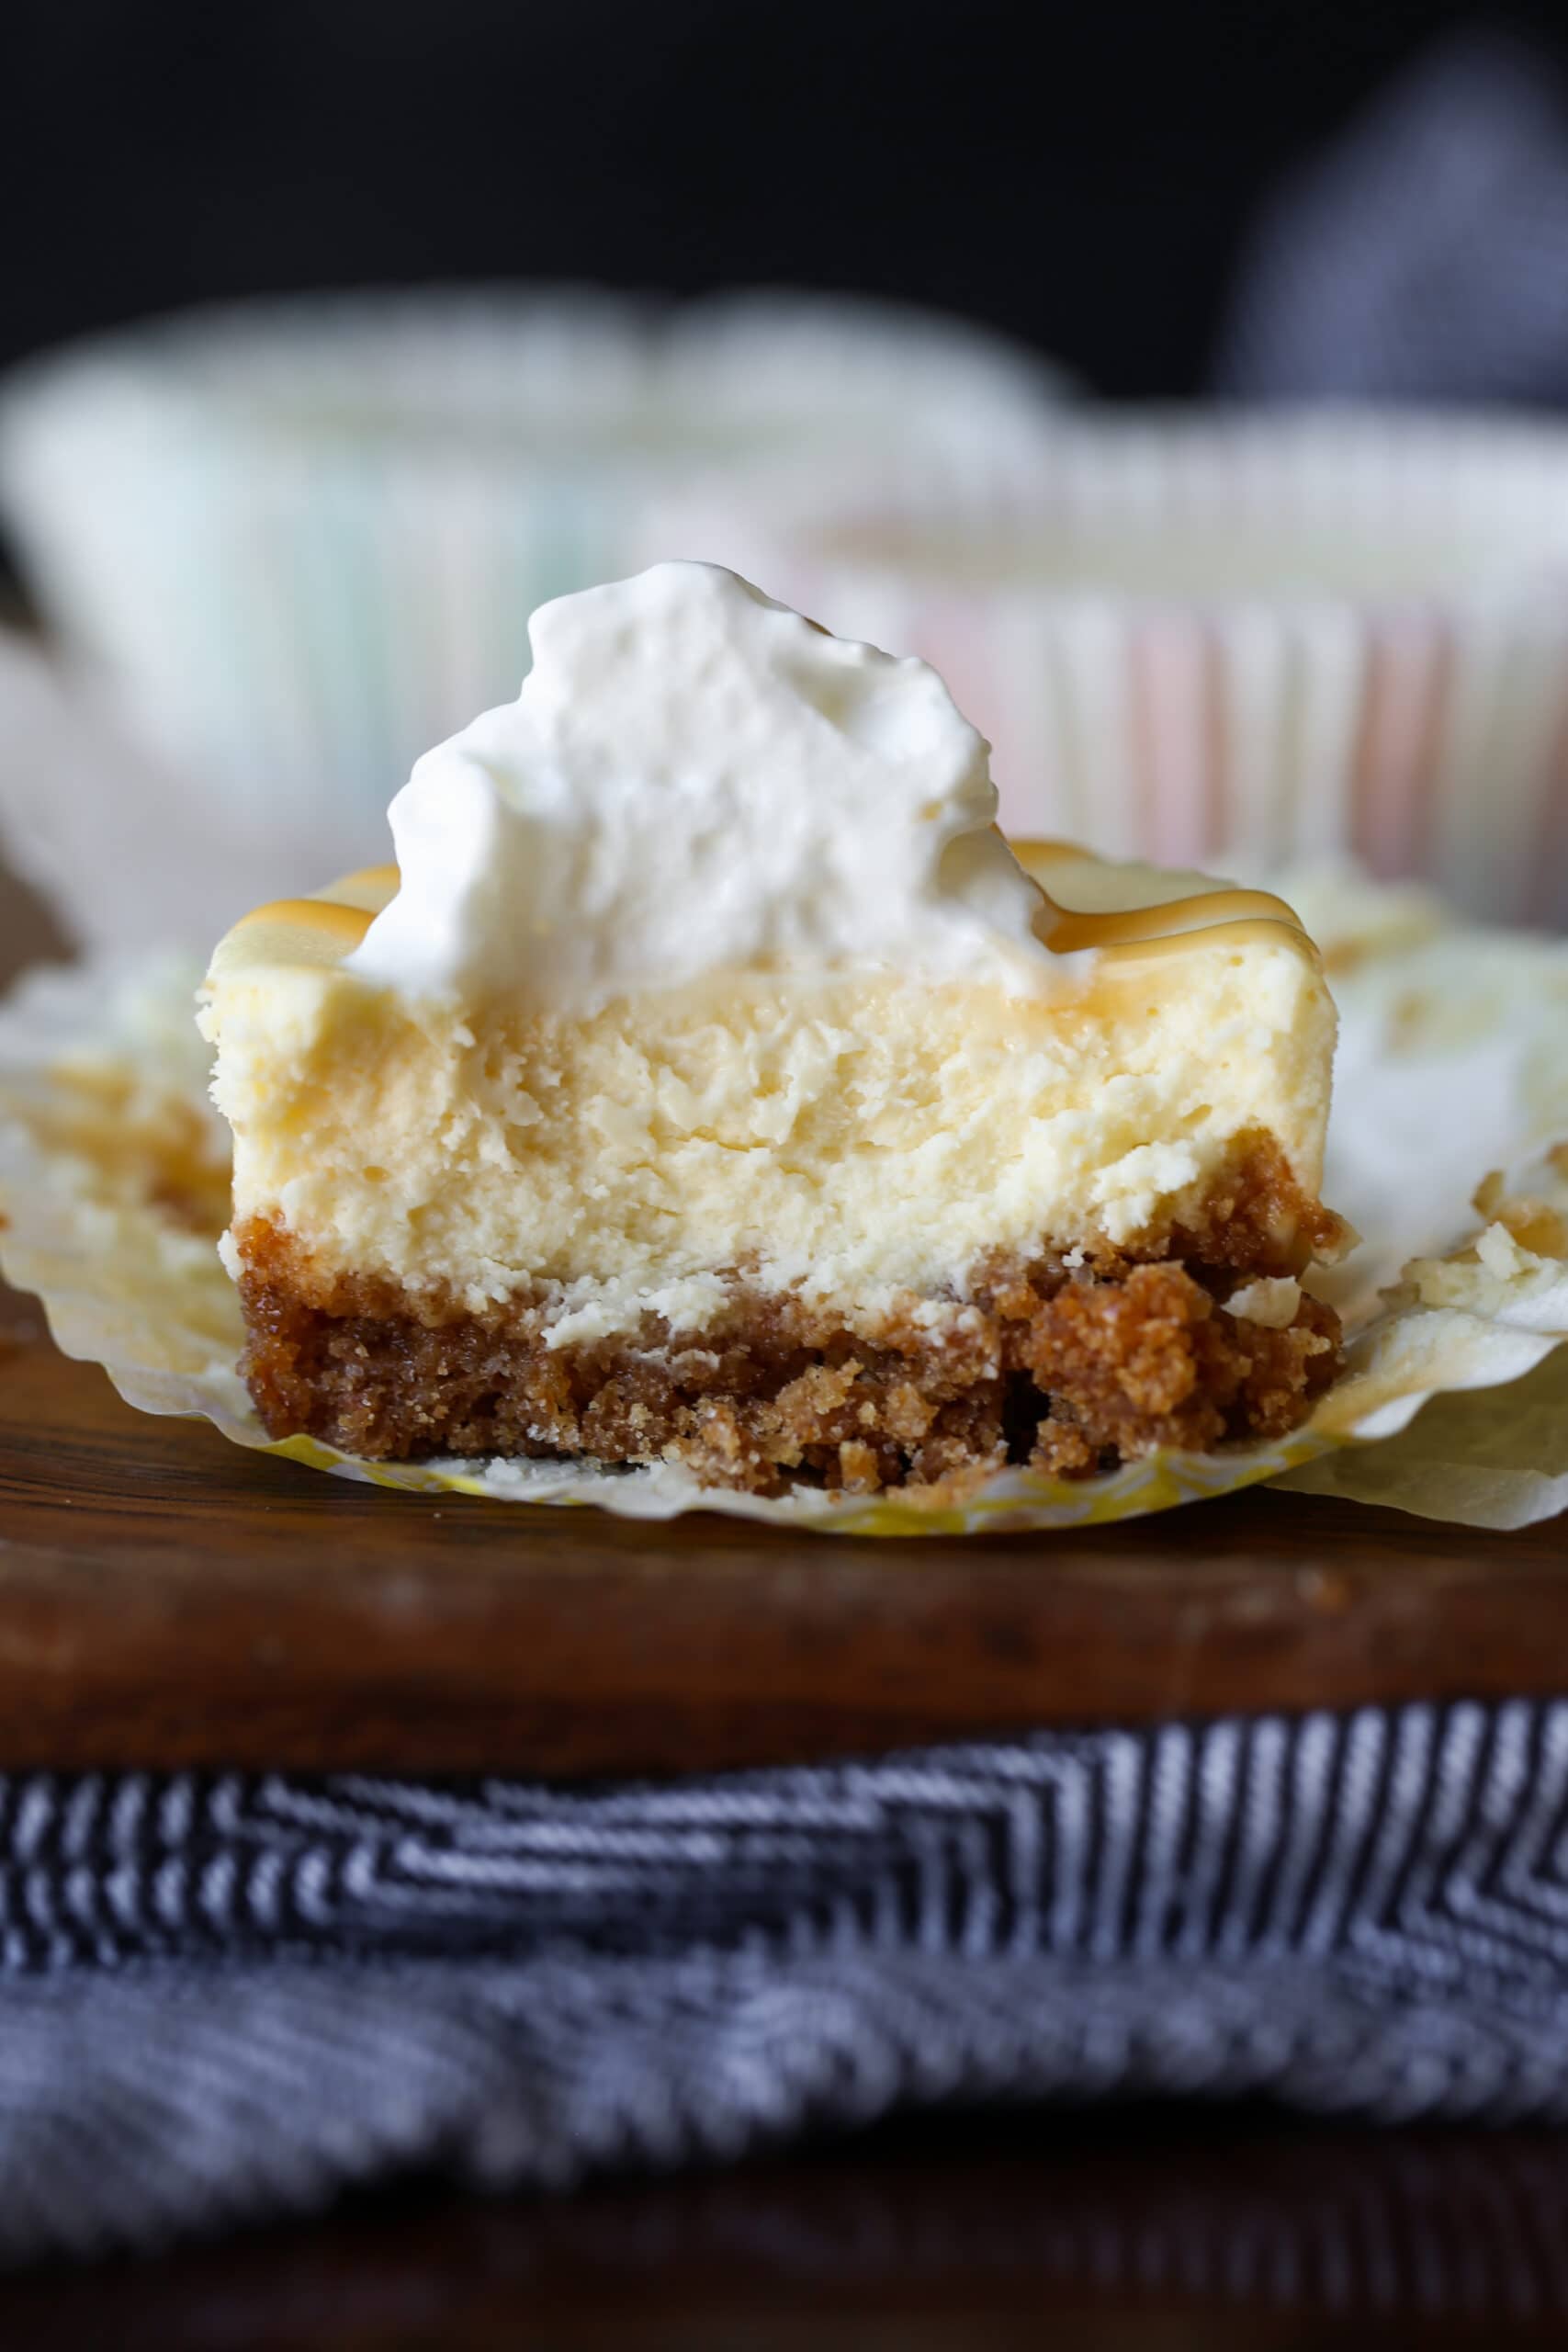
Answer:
top-left (10, 301), bottom-right (1568, 966)
top-left (657, 412), bottom-right (1568, 930)
top-left (201, 565), bottom-right (1347, 1498)
top-left (0, 287), bottom-right (1063, 888)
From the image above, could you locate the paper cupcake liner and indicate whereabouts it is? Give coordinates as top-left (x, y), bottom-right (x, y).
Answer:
top-left (0, 627), bottom-right (344, 964)
top-left (4, 875), bottom-right (1568, 1535)
top-left (670, 414), bottom-right (1568, 929)
top-left (0, 289), bottom-right (1065, 847)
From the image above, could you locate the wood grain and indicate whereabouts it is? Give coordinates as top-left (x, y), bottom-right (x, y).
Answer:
top-left (1, 1272), bottom-right (1565, 1773)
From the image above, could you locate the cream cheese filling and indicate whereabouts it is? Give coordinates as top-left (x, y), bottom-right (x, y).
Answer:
top-left (206, 943), bottom-right (1335, 1341)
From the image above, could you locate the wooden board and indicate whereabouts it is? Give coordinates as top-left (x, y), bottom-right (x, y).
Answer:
top-left (2, 1272), bottom-right (1566, 1774)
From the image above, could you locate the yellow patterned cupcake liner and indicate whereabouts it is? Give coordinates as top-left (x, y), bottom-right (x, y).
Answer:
top-left (4, 897), bottom-right (1568, 1535)
top-left (244, 1423), bottom-right (1336, 1535)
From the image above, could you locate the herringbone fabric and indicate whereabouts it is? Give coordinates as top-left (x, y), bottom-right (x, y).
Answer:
top-left (5, 1702), bottom-right (1568, 2261)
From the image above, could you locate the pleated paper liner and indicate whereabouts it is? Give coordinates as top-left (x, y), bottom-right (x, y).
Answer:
top-left (3, 876), bottom-right (1567, 1533)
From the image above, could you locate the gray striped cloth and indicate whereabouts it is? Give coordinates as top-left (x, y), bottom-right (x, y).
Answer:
top-left (6, 1700), bottom-right (1568, 2265)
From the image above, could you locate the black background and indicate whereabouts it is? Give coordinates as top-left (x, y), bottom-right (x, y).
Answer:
top-left (5, 1), bottom-right (1567, 397)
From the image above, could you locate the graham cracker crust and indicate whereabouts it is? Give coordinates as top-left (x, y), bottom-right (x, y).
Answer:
top-left (233, 1140), bottom-right (1344, 1496)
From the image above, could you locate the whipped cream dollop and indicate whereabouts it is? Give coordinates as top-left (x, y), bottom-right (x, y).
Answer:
top-left (346, 562), bottom-right (1051, 1007)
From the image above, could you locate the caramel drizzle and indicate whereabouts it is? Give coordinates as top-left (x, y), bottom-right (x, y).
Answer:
top-left (341, 862), bottom-right (400, 898)
top-left (232, 848), bottom-right (1314, 976)
top-left (232, 863), bottom-right (401, 954)
top-left (234, 897), bottom-right (378, 948)
top-left (1011, 837), bottom-right (1314, 968)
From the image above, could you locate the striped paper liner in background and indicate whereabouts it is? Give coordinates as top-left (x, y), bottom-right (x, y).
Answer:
top-left (656, 414), bottom-right (1568, 928)
top-left (0, 288), bottom-right (1066, 865)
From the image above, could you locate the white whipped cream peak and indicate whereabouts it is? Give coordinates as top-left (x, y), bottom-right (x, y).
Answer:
top-left (346, 561), bottom-right (1052, 1007)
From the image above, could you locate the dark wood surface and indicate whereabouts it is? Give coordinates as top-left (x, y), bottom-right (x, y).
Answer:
top-left (6, 2104), bottom-right (1567, 2346)
top-left (0, 797), bottom-right (72, 973)
top-left (2, 1267), bottom-right (1565, 1772)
